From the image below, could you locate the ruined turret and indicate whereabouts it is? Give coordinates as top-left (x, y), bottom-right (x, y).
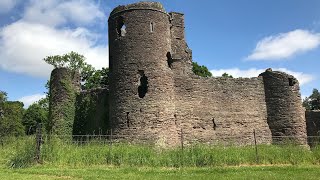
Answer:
top-left (48, 68), bottom-right (80, 135)
top-left (260, 69), bottom-right (307, 145)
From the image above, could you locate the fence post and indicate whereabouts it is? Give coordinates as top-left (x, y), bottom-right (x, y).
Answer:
top-left (110, 129), bottom-right (113, 148)
top-left (35, 123), bottom-right (42, 163)
top-left (253, 129), bottom-right (259, 164)
top-left (180, 128), bottom-right (184, 151)
top-left (0, 135), bottom-right (3, 147)
top-left (180, 128), bottom-right (184, 167)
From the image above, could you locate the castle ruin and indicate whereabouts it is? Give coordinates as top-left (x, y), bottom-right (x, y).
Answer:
top-left (49, 2), bottom-right (320, 146)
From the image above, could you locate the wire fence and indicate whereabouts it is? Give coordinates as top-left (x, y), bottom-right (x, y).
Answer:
top-left (1, 124), bottom-right (320, 167)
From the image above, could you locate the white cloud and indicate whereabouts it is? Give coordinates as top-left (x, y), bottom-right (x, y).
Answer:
top-left (0, 21), bottom-right (108, 78)
top-left (23, 0), bottom-right (105, 27)
top-left (0, 0), bottom-right (108, 78)
top-left (247, 29), bottom-right (320, 60)
top-left (0, 0), bottom-right (19, 13)
top-left (210, 68), bottom-right (314, 85)
top-left (18, 93), bottom-right (46, 108)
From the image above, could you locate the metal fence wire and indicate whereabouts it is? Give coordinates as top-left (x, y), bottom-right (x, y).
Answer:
top-left (1, 124), bottom-right (320, 166)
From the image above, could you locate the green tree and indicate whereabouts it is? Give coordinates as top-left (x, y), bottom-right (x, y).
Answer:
top-left (0, 101), bottom-right (25, 137)
top-left (0, 91), bottom-right (7, 118)
top-left (303, 89), bottom-right (320, 110)
top-left (22, 103), bottom-right (48, 135)
top-left (0, 91), bottom-right (7, 103)
top-left (192, 62), bottom-right (212, 77)
top-left (44, 51), bottom-right (95, 82)
top-left (303, 97), bottom-right (311, 110)
top-left (82, 67), bottom-right (109, 90)
top-left (43, 51), bottom-right (109, 90)
top-left (222, 72), bottom-right (233, 78)
top-left (43, 51), bottom-right (94, 73)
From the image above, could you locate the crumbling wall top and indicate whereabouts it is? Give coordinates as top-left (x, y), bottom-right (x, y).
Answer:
top-left (259, 68), bottom-right (299, 85)
top-left (110, 1), bottom-right (166, 17)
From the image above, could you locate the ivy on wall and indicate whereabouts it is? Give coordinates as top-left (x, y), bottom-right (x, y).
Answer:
top-left (48, 68), bottom-right (78, 136)
top-left (73, 89), bottom-right (109, 135)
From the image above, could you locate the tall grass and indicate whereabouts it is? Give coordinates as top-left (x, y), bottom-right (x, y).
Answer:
top-left (2, 136), bottom-right (320, 168)
top-left (0, 136), bottom-right (36, 168)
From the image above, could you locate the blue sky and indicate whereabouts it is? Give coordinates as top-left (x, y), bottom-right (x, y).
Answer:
top-left (0, 0), bottom-right (319, 107)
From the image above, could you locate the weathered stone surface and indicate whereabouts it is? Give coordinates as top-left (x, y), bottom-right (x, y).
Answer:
top-left (107, 2), bottom-right (307, 146)
top-left (260, 70), bottom-right (307, 145)
top-left (49, 2), bottom-right (309, 147)
top-left (306, 110), bottom-right (320, 146)
top-left (108, 2), bottom-right (179, 146)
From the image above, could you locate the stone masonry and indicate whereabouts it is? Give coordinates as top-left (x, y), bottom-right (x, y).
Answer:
top-left (107, 2), bottom-right (307, 146)
top-left (49, 2), bottom-right (311, 146)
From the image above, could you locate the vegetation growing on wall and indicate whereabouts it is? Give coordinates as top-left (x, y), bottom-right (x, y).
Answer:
top-left (192, 62), bottom-right (212, 77)
top-left (48, 70), bottom-right (77, 136)
top-left (44, 52), bottom-right (110, 136)
top-left (73, 89), bottom-right (109, 135)
top-left (222, 72), bottom-right (233, 78)
top-left (42, 51), bottom-right (112, 136)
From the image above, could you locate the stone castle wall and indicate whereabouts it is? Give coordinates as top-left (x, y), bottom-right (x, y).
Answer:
top-left (173, 75), bottom-right (272, 145)
top-left (260, 70), bottom-right (307, 145)
top-left (306, 110), bottom-right (320, 146)
top-left (106, 2), bottom-right (307, 146)
top-left (48, 2), bottom-right (308, 146)
top-left (306, 110), bottom-right (320, 136)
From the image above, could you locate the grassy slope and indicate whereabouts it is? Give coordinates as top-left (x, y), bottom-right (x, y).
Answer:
top-left (1, 166), bottom-right (320, 180)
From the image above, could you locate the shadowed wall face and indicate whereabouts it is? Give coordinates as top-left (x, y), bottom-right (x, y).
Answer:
top-left (306, 110), bottom-right (320, 146)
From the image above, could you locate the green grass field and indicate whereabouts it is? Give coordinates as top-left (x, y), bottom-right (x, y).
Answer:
top-left (1, 137), bottom-right (320, 179)
top-left (1, 165), bottom-right (320, 179)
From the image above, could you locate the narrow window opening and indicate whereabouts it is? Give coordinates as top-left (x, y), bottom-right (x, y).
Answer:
top-left (167, 52), bottom-right (173, 69)
top-left (288, 78), bottom-right (294, 86)
top-left (126, 112), bottom-right (130, 128)
top-left (150, 22), bottom-right (154, 32)
top-left (120, 24), bottom-right (126, 36)
top-left (138, 70), bottom-right (148, 98)
top-left (116, 17), bottom-right (126, 37)
top-left (212, 118), bottom-right (216, 130)
top-left (174, 114), bottom-right (177, 125)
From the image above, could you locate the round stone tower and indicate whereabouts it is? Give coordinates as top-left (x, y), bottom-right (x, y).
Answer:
top-left (260, 69), bottom-right (307, 145)
top-left (108, 2), bottom-right (178, 145)
top-left (48, 68), bottom-right (80, 136)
